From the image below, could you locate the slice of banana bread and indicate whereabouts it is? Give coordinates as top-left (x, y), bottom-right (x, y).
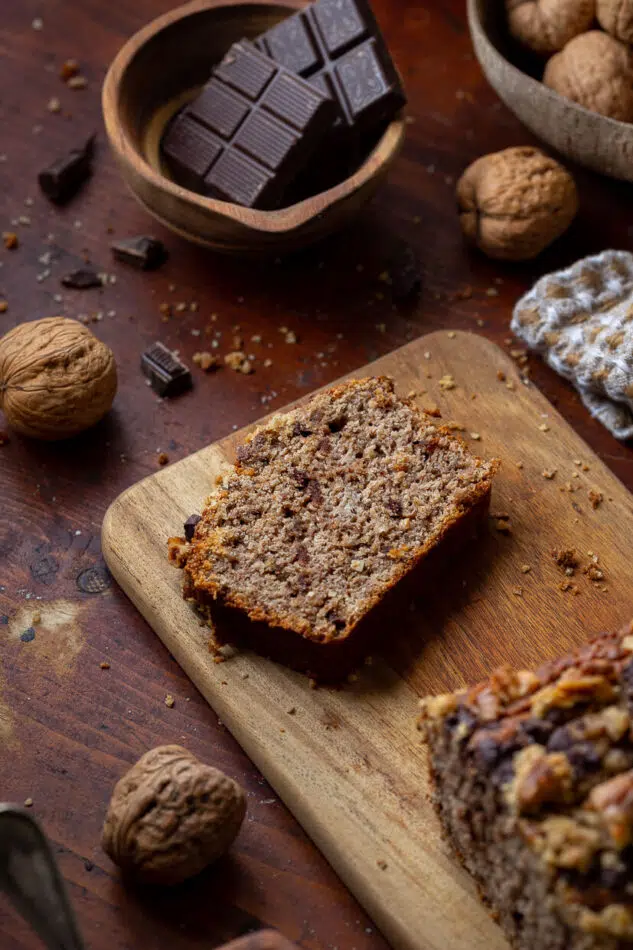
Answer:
top-left (420, 623), bottom-right (633, 950)
top-left (169, 376), bottom-right (496, 679)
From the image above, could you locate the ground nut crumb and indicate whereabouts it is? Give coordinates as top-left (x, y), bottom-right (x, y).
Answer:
top-left (193, 351), bottom-right (220, 372)
top-left (589, 490), bottom-right (604, 509)
top-left (552, 549), bottom-right (580, 572)
top-left (225, 351), bottom-right (253, 374)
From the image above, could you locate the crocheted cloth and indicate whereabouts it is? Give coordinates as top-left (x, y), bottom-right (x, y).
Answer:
top-left (511, 250), bottom-right (633, 440)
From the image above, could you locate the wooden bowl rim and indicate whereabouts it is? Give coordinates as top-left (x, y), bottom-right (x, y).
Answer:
top-left (102, 0), bottom-right (406, 236)
top-left (467, 0), bottom-right (633, 134)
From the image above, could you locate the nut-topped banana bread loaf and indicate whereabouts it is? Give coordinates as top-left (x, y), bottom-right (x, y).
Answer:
top-left (169, 376), bottom-right (496, 680)
top-left (420, 623), bottom-right (633, 950)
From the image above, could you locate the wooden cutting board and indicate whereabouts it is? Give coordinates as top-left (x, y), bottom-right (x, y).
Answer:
top-left (102, 331), bottom-right (633, 950)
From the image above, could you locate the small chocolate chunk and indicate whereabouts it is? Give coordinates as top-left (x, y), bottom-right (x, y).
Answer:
top-left (291, 468), bottom-right (310, 489)
top-left (38, 135), bottom-right (95, 204)
top-left (184, 514), bottom-right (202, 542)
top-left (389, 244), bottom-right (422, 301)
top-left (386, 498), bottom-right (403, 518)
top-left (111, 236), bottom-right (168, 271)
top-left (141, 342), bottom-right (192, 398)
top-left (61, 268), bottom-right (103, 289)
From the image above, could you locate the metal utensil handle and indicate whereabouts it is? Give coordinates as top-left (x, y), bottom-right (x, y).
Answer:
top-left (0, 805), bottom-right (85, 950)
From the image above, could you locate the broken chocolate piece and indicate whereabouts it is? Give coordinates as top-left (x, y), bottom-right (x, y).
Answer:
top-left (38, 135), bottom-right (95, 204)
top-left (141, 342), bottom-right (192, 398)
top-left (184, 514), bottom-right (202, 542)
top-left (60, 268), bottom-right (103, 289)
top-left (162, 41), bottom-right (336, 209)
top-left (389, 244), bottom-right (421, 301)
top-left (111, 236), bottom-right (168, 271)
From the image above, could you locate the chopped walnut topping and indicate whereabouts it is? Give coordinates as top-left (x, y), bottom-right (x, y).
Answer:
top-left (419, 693), bottom-right (458, 723)
top-left (530, 671), bottom-right (617, 719)
top-left (507, 745), bottom-right (574, 814)
top-left (529, 815), bottom-right (601, 872)
top-left (588, 771), bottom-right (633, 849)
top-left (579, 905), bottom-right (633, 940)
top-left (470, 666), bottom-right (539, 721)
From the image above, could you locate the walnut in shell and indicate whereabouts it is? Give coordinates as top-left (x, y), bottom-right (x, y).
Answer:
top-left (544, 31), bottom-right (633, 122)
top-left (597, 0), bottom-right (633, 43)
top-left (0, 317), bottom-right (117, 440)
top-left (456, 146), bottom-right (578, 261)
top-left (506, 0), bottom-right (596, 54)
top-left (101, 745), bottom-right (246, 885)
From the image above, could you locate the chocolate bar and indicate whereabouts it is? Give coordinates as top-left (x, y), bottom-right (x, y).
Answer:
top-left (255, 0), bottom-right (406, 140)
top-left (141, 343), bottom-right (192, 398)
top-left (162, 41), bottom-right (336, 209)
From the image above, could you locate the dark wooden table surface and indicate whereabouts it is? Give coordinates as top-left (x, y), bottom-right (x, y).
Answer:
top-left (1, 1), bottom-right (633, 948)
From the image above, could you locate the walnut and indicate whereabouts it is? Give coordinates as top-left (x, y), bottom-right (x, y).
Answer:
top-left (506, 745), bottom-right (574, 813)
top-left (101, 745), bottom-right (246, 885)
top-left (456, 147), bottom-right (578, 261)
top-left (597, 0), bottom-right (633, 43)
top-left (588, 770), bottom-right (633, 848)
top-left (544, 31), bottom-right (633, 122)
top-left (0, 317), bottom-right (117, 440)
top-left (506, 0), bottom-right (595, 54)
top-left (530, 671), bottom-right (617, 718)
top-left (527, 815), bottom-right (601, 871)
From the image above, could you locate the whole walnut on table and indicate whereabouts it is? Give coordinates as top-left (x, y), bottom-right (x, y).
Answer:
top-left (456, 146), bottom-right (578, 261)
top-left (101, 745), bottom-right (246, 885)
top-left (0, 316), bottom-right (117, 440)
top-left (597, 0), bottom-right (633, 43)
top-left (544, 31), bottom-right (633, 122)
top-left (506, 0), bottom-right (596, 54)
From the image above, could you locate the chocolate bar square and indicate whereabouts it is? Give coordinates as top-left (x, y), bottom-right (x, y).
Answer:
top-left (161, 41), bottom-right (336, 209)
top-left (255, 0), bottom-right (406, 136)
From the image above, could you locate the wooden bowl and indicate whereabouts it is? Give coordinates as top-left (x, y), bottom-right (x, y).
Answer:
top-left (467, 0), bottom-right (633, 182)
top-left (102, 0), bottom-right (406, 255)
